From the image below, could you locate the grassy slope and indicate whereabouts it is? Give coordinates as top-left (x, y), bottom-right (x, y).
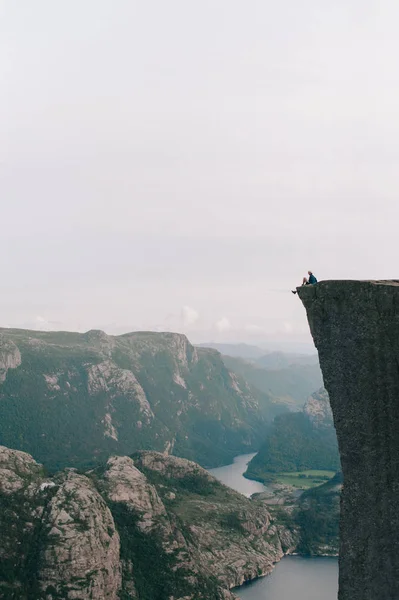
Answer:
top-left (271, 470), bottom-right (336, 489)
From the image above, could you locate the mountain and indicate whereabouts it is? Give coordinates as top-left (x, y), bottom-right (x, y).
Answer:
top-left (0, 445), bottom-right (296, 599)
top-left (270, 471), bottom-right (341, 557)
top-left (197, 344), bottom-right (319, 370)
top-left (293, 471), bottom-right (342, 555)
top-left (0, 328), bottom-right (286, 472)
top-left (255, 351), bottom-right (319, 370)
top-left (221, 355), bottom-right (323, 408)
top-left (197, 343), bottom-right (265, 360)
top-left (245, 389), bottom-right (340, 480)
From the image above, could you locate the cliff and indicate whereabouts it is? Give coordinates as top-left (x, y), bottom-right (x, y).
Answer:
top-left (0, 329), bottom-right (282, 471)
top-left (0, 445), bottom-right (291, 599)
top-left (298, 280), bottom-right (399, 600)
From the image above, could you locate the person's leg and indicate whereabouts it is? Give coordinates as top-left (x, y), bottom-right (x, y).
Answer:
top-left (302, 277), bottom-right (308, 285)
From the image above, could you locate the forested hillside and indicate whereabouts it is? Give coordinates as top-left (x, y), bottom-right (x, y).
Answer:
top-left (246, 389), bottom-right (340, 480)
top-left (0, 329), bottom-right (286, 471)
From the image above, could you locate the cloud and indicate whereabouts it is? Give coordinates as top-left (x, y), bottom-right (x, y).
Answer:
top-left (31, 316), bottom-right (59, 331)
top-left (181, 306), bottom-right (200, 327)
top-left (283, 321), bottom-right (293, 333)
top-left (245, 324), bottom-right (262, 333)
top-left (153, 324), bottom-right (171, 332)
top-left (215, 317), bottom-right (232, 332)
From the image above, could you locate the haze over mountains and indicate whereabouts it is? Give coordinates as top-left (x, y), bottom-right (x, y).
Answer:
top-left (212, 345), bottom-right (323, 410)
top-left (197, 343), bottom-right (318, 364)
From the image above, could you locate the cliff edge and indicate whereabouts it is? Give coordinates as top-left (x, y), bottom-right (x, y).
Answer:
top-left (298, 280), bottom-right (399, 600)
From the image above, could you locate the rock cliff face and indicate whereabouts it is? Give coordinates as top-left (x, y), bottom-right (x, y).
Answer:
top-left (133, 452), bottom-right (285, 589)
top-left (303, 388), bottom-right (333, 427)
top-left (0, 335), bottom-right (21, 383)
top-left (298, 280), bottom-right (399, 600)
top-left (0, 328), bottom-right (281, 471)
top-left (0, 445), bottom-right (291, 599)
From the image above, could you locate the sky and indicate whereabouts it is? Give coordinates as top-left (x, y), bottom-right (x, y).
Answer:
top-left (2, 0), bottom-right (399, 350)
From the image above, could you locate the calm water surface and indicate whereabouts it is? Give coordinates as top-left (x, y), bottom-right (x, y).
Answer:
top-left (235, 556), bottom-right (338, 599)
top-left (208, 453), bottom-right (267, 497)
top-left (209, 455), bottom-right (338, 600)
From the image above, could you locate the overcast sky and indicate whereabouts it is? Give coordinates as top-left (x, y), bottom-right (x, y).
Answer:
top-left (2, 1), bottom-right (399, 349)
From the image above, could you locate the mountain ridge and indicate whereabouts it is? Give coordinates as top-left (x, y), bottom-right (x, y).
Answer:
top-left (0, 327), bottom-right (285, 472)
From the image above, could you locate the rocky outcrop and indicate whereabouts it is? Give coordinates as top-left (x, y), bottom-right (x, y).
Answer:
top-left (39, 471), bottom-right (122, 599)
top-left (103, 455), bottom-right (167, 529)
top-left (0, 336), bottom-right (21, 383)
top-left (303, 388), bottom-right (333, 427)
top-left (0, 445), bottom-right (294, 599)
top-left (135, 452), bottom-right (284, 590)
top-left (298, 280), bottom-right (399, 600)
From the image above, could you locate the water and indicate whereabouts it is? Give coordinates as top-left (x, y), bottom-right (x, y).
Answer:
top-left (208, 453), bottom-right (267, 497)
top-left (209, 454), bottom-right (339, 600)
top-left (235, 556), bottom-right (338, 599)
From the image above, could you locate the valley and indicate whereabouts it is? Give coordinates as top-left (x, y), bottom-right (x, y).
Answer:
top-left (0, 329), bottom-right (289, 472)
top-left (209, 453), bottom-right (339, 599)
top-left (0, 329), bottom-right (341, 598)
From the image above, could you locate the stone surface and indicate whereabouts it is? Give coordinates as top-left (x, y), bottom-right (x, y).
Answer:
top-left (39, 471), bottom-right (122, 599)
top-left (298, 280), bottom-right (399, 600)
top-left (0, 336), bottom-right (21, 383)
top-left (104, 455), bottom-right (167, 529)
top-left (135, 452), bottom-right (285, 590)
top-left (303, 388), bottom-right (333, 427)
top-left (0, 445), bottom-right (296, 599)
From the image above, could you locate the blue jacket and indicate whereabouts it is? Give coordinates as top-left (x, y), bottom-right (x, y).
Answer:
top-left (308, 273), bottom-right (317, 284)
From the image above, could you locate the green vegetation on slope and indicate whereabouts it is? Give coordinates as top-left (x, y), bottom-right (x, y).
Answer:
top-left (271, 471), bottom-right (342, 556)
top-left (270, 470), bottom-right (336, 489)
top-left (246, 411), bottom-right (340, 480)
top-left (111, 502), bottom-right (222, 600)
top-left (294, 471), bottom-right (342, 555)
top-left (0, 329), bottom-right (288, 472)
top-left (0, 446), bottom-right (287, 598)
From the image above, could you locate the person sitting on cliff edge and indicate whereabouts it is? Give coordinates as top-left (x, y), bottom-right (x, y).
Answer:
top-left (292, 271), bottom-right (318, 294)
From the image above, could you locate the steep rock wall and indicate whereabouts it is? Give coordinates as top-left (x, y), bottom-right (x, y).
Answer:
top-left (298, 280), bottom-right (399, 600)
top-left (0, 329), bottom-right (273, 471)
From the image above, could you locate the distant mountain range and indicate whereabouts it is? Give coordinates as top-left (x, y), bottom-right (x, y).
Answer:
top-left (220, 355), bottom-right (323, 409)
top-left (0, 328), bottom-right (289, 472)
top-left (197, 343), bottom-right (319, 368)
top-left (197, 343), bottom-right (266, 360)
